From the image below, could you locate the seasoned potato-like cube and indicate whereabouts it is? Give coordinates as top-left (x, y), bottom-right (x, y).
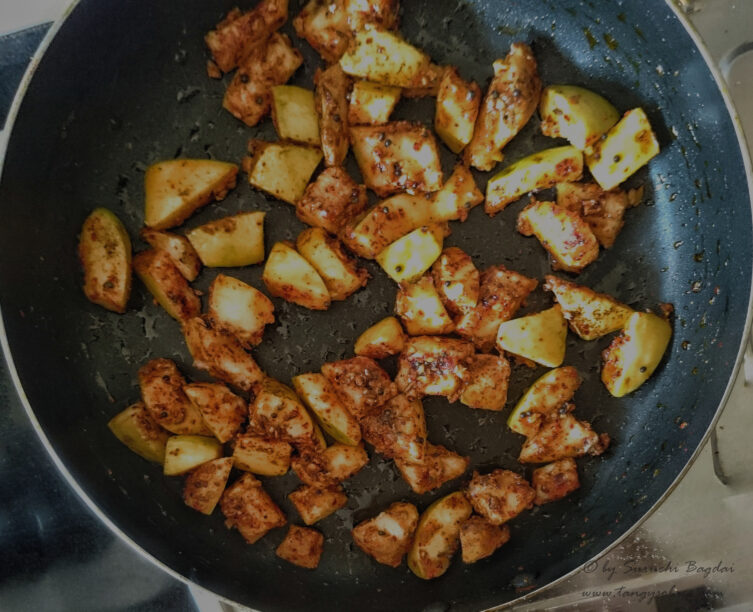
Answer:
top-left (349, 80), bottom-right (401, 125)
top-left (557, 182), bottom-right (643, 249)
top-left (465, 43), bottom-right (542, 171)
top-left (108, 402), bottom-right (170, 464)
top-left (507, 366), bottom-right (581, 437)
top-left (221, 473), bottom-right (287, 544)
top-left (350, 122), bottom-right (443, 196)
top-left (544, 275), bottom-right (633, 341)
top-left (296, 166), bottom-right (368, 235)
top-left (183, 382), bottom-right (246, 443)
top-left (138, 359), bottom-right (209, 435)
top-left (144, 159), bottom-right (238, 230)
top-left (485, 146), bottom-right (583, 214)
top-left (183, 456), bottom-right (234, 515)
top-left (517, 199), bottom-right (599, 273)
top-left (407, 492), bottom-right (472, 579)
top-left (539, 85), bottom-right (620, 151)
top-left (293, 373), bottom-right (362, 446)
top-left (519, 411), bottom-right (610, 463)
top-left (296, 228), bottom-right (368, 301)
top-left (601, 311), bottom-right (672, 397)
top-left (262, 242), bottom-right (331, 311)
top-left (187, 212), bottom-right (265, 268)
top-left (466, 469), bottom-right (535, 525)
top-left (245, 140), bottom-right (322, 205)
top-left (532, 458), bottom-right (580, 505)
top-left (289, 484), bottom-right (348, 525)
top-left (352, 502), bottom-right (419, 567)
top-left (133, 249), bottom-right (200, 322)
top-left (276, 525), bottom-right (325, 569)
top-left (431, 164), bottom-right (484, 222)
top-left (271, 85), bottom-right (320, 145)
top-left (293, 0), bottom-right (350, 63)
top-left (339, 25), bottom-right (429, 87)
top-left (455, 265), bottom-right (537, 352)
top-left (496, 305), bottom-right (568, 368)
top-left (403, 62), bottom-right (446, 98)
top-left (140, 229), bottom-right (201, 282)
top-left (435, 67), bottom-right (481, 153)
top-left (204, 0), bottom-right (288, 73)
top-left (395, 275), bottom-right (455, 335)
top-left (376, 224), bottom-right (446, 284)
top-left (164, 435), bottom-right (223, 476)
top-left (207, 274), bottom-right (274, 349)
top-left (292, 444), bottom-right (369, 487)
top-left (250, 378), bottom-right (316, 445)
top-left (394, 443), bottom-right (469, 494)
top-left (361, 393), bottom-right (427, 463)
top-left (182, 317), bottom-right (265, 393)
top-left (459, 354), bottom-right (511, 411)
top-left (459, 516), bottom-right (510, 564)
top-left (354, 316), bottom-right (406, 359)
top-left (344, 0), bottom-right (399, 31)
top-left (432, 247), bottom-right (479, 315)
top-left (395, 336), bottom-right (474, 400)
top-left (223, 32), bottom-right (303, 127)
top-left (315, 63), bottom-right (351, 167)
top-left (233, 434), bottom-right (292, 476)
top-left (586, 108), bottom-right (660, 191)
top-left (340, 193), bottom-right (436, 259)
top-left (78, 208), bottom-right (132, 313)
top-left (321, 356), bottom-right (397, 419)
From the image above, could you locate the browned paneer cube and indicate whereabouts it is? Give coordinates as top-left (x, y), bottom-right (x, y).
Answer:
top-left (360, 394), bottom-right (427, 463)
top-left (431, 247), bottom-right (480, 316)
top-left (291, 444), bottom-right (369, 488)
top-left (205, 0), bottom-right (288, 73)
top-left (395, 275), bottom-right (455, 336)
top-left (464, 43), bottom-right (542, 171)
top-left (138, 358), bottom-right (209, 435)
top-left (276, 525), bottom-right (325, 569)
top-left (352, 502), bottom-right (419, 567)
top-left (350, 122), bottom-right (443, 197)
top-left (182, 317), bottom-right (265, 393)
top-left (249, 378), bottom-right (317, 445)
top-left (223, 32), bottom-right (303, 127)
top-left (532, 458), bottom-right (581, 505)
top-left (321, 356), bottom-right (397, 419)
top-left (183, 382), bottom-right (246, 443)
top-left (183, 457), bottom-right (234, 515)
top-left (220, 473), bottom-right (287, 544)
top-left (133, 249), bottom-right (200, 322)
top-left (295, 167), bottom-right (368, 235)
top-left (207, 274), bottom-right (275, 349)
top-left (459, 354), bottom-right (511, 411)
top-left (344, 0), bottom-right (400, 31)
top-left (435, 67), bottom-right (481, 153)
top-left (289, 484), bottom-right (348, 525)
top-left (315, 63), bottom-right (351, 167)
top-left (394, 443), bottom-right (469, 494)
top-left (517, 199), bottom-right (600, 274)
top-left (519, 411), bottom-right (610, 464)
top-left (395, 336), bottom-right (475, 401)
top-left (293, 0), bottom-right (350, 63)
top-left (459, 516), bottom-right (510, 564)
top-left (557, 182), bottom-right (643, 249)
top-left (466, 469), bottom-right (535, 525)
top-left (232, 434), bottom-right (292, 476)
top-left (455, 265), bottom-right (538, 352)
top-left (403, 63), bottom-right (446, 98)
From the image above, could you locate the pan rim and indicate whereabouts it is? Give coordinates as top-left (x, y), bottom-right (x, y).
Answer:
top-left (0, 1), bottom-right (751, 610)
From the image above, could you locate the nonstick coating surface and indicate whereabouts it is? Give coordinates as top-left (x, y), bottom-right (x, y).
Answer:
top-left (0, 1), bottom-right (751, 610)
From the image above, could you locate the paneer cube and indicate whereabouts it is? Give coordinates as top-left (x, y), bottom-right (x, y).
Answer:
top-left (431, 247), bottom-right (479, 315)
top-left (518, 411), bottom-right (610, 464)
top-left (293, 373), bottom-right (362, 446)
top-left (352, 502), bottom-right (419, 567)
top-left (459, 516), bottom-right (510, 564)
top-left (360, 393), bottom-right (427, 463)
top-left (233, 434), bottom-right (292, 476)
top-left (321, 356), bottom-right (397, 419)
top-left (292, 444), bottom-right (369, 487)
top-left (249, 378), bottom-right (316, 445)
top-left (435, 67), bottom-right (481, 153)
top-left (183, 457), bottom-right (234, 515)
top-left (395, 275), bottom-right (455, 335)
top-left (532, 458), bottom-right (580, 505)
top-left (466, 469), bottom-right (535, 525)
top-left (394, 443), bottom-right (469, 494)
top-left (289, 484), bottom-right (348, 525)
top-left (430, 164), bottom-right (484, 222)
top-left (395, 336), bottom-right (474, 400)
top-left (207, 274), bottom-right (275, 349)
top-left (262, 242), bottom-right (331, 311)
top-left (276, 525), bottom-right (325, 569)
top-left (295, 166), bottom-right (368, 235)
top-left (459, 354), bottom-right (511, 411)
top-left (315, 63), bottom-right (351, 167)
top-left (293, 0), bottom-right (350, 63)
top-left (220, 473), bottom-right (287, 544)
top-left (183, 382), bottom-right (246, 443)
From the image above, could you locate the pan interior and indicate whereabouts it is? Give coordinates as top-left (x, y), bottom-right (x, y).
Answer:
top-left (0, 0), bottom-right (750, 610)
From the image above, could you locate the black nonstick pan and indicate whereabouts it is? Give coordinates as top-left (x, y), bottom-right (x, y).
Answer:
top-left (1, 1), bottom-right (751, 610)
